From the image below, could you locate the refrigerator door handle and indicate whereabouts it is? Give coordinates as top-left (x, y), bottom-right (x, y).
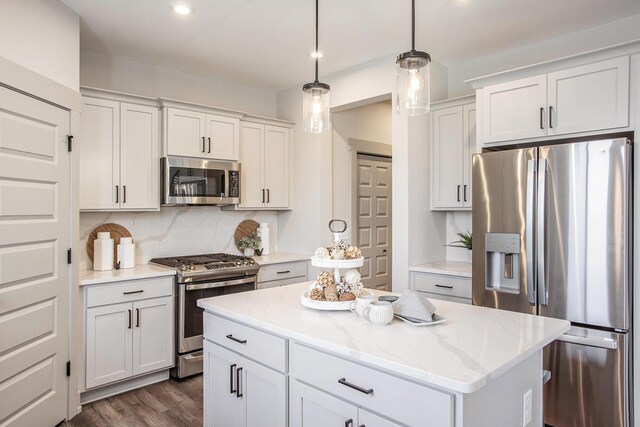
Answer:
top-left (537, 158), bottom-right (548, 306)
top-left (556, 333), bottom-right (618, 350)
top-left (525, 159), bottom-right (536, 305)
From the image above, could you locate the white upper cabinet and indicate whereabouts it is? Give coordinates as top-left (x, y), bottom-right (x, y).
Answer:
top-left (431, 97), bottom-right (476, 211)
top-left (547, 56), bottom-right (629, 135)
top-left (80, 92), bottom-right (159, 211)
top-left (481, 75), bottom-right (547, 143)
top-left (477, 56), bottom-right (630, 145)
top-left (233, 120), bottom-right (292, 210)
top-left (164, 106), bottom-right (240, 160)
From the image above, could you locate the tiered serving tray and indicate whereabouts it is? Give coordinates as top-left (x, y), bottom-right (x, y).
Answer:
top-left (300, 257), bottom-right (367, 311)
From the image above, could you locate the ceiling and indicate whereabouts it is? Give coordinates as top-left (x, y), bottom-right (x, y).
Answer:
top-left (61, 0), bottom-right (640, 91)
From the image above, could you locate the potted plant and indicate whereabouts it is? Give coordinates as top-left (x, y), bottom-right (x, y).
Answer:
top-left (236, 232), bottom-right (261, 257)
top-left (447, 230), bottom-right (472, 263)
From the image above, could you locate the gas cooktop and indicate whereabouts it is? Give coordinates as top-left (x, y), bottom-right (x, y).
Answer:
top-left (150, 253), bottom-right (259, 283)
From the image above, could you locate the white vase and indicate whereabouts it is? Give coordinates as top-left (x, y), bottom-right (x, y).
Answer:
top-left (244, 248), bottom-right (255, 257)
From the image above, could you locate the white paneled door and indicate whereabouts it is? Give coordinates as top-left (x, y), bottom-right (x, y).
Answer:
top-left (0, 87), bottom-right (69, 426)
top-left (357, 155), bottom-right (392, 291)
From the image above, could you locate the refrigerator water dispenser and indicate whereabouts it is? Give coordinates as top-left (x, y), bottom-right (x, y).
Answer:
top-left (485, 233), bottom-right (521, 293)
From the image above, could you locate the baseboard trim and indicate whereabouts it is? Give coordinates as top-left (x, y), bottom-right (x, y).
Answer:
top-left (80, 369), bottom-right (170, 405)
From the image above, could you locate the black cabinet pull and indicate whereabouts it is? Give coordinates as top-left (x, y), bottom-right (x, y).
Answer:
top-left (457, 185), bottom-right (461, 202)
top-left (127, 309), bottom-right (132, 329)
top-left (123, 290), bottom-right (144, 295)
top-left (236, 367), bottom-right (243, 398)
top-left (262, 189), bottom-right (265, 203)
top-left (229, 364), bottom-right (236, 394)
top-left (338, 378), bottom-right (373, 395)
top-left (266, 189), bottom-right (270, 203)
top-left (123, 185), bottom-right (127, 203)
top-left (539, 107), bottom-right (544, 129)
top-left (435, 284), bottom-right (454, 289)
top-left (277, 270), bottom-right (291, 275)
top-left (202, 136), bottom-right (206, 152)
top-left (226, 334), bottom-right (247, 344)
top-left (115, 185), bottom-right (119, 203)
top-left (463, 184), bottom-right (467, 202)
top-left (208, 137), bottom-right (211, 153)
top-left (549, 106), bottom-right (554, 129)
top-left (345, 419), bottom-right (353, 427)
top-left (135, 308), bottom-right (140, 327)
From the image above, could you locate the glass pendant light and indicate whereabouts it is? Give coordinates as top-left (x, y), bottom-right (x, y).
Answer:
top-left (396, 0), bottom-right (431, 116)
top-left (302, 0), bottom-right (330, 133)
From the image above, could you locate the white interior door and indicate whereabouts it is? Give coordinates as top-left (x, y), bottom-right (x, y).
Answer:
top-left (431, 106), bottom-right (464, 209)
top-left (290, 380), bottom-right (358, 427)
top-left (206, 114), bottom-right (239, 160)
top-left (79, 97), bottom-right (119, 209)
top-left (120, 103), bottom-right (159, 210)
top-left (132, 296), bottom-right (173, 376)
top-left (0, 86), bottom-right (69, 426)
top-left (357, 155), bottom-right (392, 291)
top-left (264, 125), bottom-right (289, 208)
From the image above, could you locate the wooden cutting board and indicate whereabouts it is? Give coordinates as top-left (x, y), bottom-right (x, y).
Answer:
top-left (234, 220), bottom-right (260, 251)
top-left (86, 223), bottom-right (132, 266)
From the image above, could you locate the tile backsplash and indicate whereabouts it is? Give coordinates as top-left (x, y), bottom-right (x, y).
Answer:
top-left (445, 211), bottom-right (472, 262)
top-left (79, 207), bottom-right (277, 270)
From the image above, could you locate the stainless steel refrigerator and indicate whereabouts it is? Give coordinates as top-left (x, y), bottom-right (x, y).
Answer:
top-left (472, 137), bottom-right (632, 427)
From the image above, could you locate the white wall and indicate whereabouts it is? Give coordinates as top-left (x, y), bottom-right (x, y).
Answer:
top-left (0, 0), bottom-right (79, 90)
top-left (448, 13), bottom-right (640, 97)
top-left (276, 56), bottom-right (448, 291)
top-left (79, 208), bottom-right (277, 270)
top-left (445, 212), bottom-right (472, 262)
top-left (80, 49), bottom-right (277, 117)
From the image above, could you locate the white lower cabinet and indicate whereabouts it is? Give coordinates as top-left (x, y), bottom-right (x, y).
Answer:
top-left (204, 340), bottom-right (287, 427)
top-left (411, 271), bottom-right (472, 305)
top-left (84, 277), bottom-right (174, 390)
top-left (257, 260), bottom-right (308, 289)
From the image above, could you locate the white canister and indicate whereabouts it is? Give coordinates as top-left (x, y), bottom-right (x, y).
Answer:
top-left (349, 294), bottom-right (376, 318)
top-left (258, 222), bottom-right (270, 255)
top-left (117, 237), bottom-right (136, 269)
top-left (363, 301), bottom-right (394, 325)
top-left (93, 232), bottom-right (114, 271)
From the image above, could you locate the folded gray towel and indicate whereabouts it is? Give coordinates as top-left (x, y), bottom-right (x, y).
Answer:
top-left (392, 290), bottom-right (436, 322)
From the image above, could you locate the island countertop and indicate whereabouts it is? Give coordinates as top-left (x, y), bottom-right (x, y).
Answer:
top-left (198, 282), bottom-right (569, 393)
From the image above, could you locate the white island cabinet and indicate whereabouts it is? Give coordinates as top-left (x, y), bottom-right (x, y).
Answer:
top-left (198, 282), bottom-right (569, 427)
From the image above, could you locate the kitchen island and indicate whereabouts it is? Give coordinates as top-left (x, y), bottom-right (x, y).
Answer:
top-left (198, 282), bottom-right (569, 427)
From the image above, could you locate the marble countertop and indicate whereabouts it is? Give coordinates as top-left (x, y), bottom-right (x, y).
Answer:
top-left (79, 264), bottom-right (176, 286)
top-left (198, 282), bottom-right (569, 394)
top-left (410, 260), bottom-right (472, 278)
top-left (252, 252), bottom-right (309, 265)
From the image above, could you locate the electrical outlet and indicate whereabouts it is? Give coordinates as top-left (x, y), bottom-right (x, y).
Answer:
top-left (522, 389), bottom-right (532, 426)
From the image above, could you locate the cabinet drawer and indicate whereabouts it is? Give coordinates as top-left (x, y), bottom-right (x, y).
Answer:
top-left (204, 313), bottom-right (286, 372)
top-left (412, 272), bottom-right (471, 299)
top-left (86, 276), bottom-right (174, 308)
top-left (418, 291), bottom-right (471, 305)
top-left (257, 261), bottom-right (307, 283)
top-left (291, 343), bottom-right (453, 427)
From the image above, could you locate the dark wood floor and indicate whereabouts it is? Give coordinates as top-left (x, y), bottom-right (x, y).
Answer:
top-left (62, 375), bottom-right (203, 427)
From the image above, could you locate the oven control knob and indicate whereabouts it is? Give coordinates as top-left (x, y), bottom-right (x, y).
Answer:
top-left (189, 264), bottom-right (196, 270)
top-left (180, 264), bottom-right (188, 271)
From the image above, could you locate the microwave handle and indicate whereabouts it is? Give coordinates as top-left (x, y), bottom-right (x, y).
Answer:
top-left (222, 172), bottom-right (228, 197)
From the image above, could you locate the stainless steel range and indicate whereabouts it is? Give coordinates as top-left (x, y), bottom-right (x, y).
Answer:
top-left (150, 253), bottom-right (259, 378)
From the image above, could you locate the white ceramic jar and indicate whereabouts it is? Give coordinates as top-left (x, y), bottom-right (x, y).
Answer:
top-left (117, 237), bottom-right (135, 269)
top-left (363, 301), bottom-right (394, 325)
top-left (258, 222), bottom-right (270, 255)
top-left (93, 232), bottom-right (114, 271)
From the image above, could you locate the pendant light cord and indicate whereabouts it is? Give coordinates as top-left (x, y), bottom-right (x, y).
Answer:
top-left (411, 0), bottom-right (415, 52)
top-left (315, 0), bottom-right (319, 83)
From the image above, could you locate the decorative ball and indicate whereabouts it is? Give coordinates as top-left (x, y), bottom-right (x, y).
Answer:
top-left (343, 269), bottom-right (361, 286)
top-left (334, 239), bottom-right (348, 250)
top-left (316, 271), bottom-right (334, 288)
top-left (324, 283), bottom-right (338, 301)
top-left (314, 247), bottom-right (331, 259)
top-left (309, 287), bottom-right (325, 300)
top-left (339, 292), bottom-right (356, 301)
top-left (344, 246), bottom-right (362, 260)
top-left (331, 248), bottom-right (345, 260)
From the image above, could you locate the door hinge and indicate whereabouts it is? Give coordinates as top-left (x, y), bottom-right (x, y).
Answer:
top-left (66, 361), bottom-right (71, 377)
top-left (67, 248), bottom-right (72, 264)
top-left (67, 135), bottom-right (73, 152)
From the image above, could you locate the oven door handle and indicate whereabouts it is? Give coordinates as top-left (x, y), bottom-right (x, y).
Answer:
top-left (185, 276), bottom-right (256, 291)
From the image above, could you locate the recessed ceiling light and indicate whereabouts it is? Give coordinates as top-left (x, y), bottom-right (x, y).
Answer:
top-left (309, 51), bottom-right (324, 59)
top-left (173, 3), bottom-right (193, 15)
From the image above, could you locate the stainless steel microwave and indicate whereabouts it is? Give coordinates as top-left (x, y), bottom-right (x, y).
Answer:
top-left (161, 156), bottom-right (240, 206)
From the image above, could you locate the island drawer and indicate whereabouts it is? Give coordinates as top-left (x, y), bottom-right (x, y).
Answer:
top-left (257, 261), bottom-right (307, 283)
top-left (291, 342), bottom-right (453, 427)
top-left (412, 271), bottom-right (471, 299)
top-left (85, 276), bottom-right (174, 307)
top-left (204, 313), bottom-right (287, 372)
